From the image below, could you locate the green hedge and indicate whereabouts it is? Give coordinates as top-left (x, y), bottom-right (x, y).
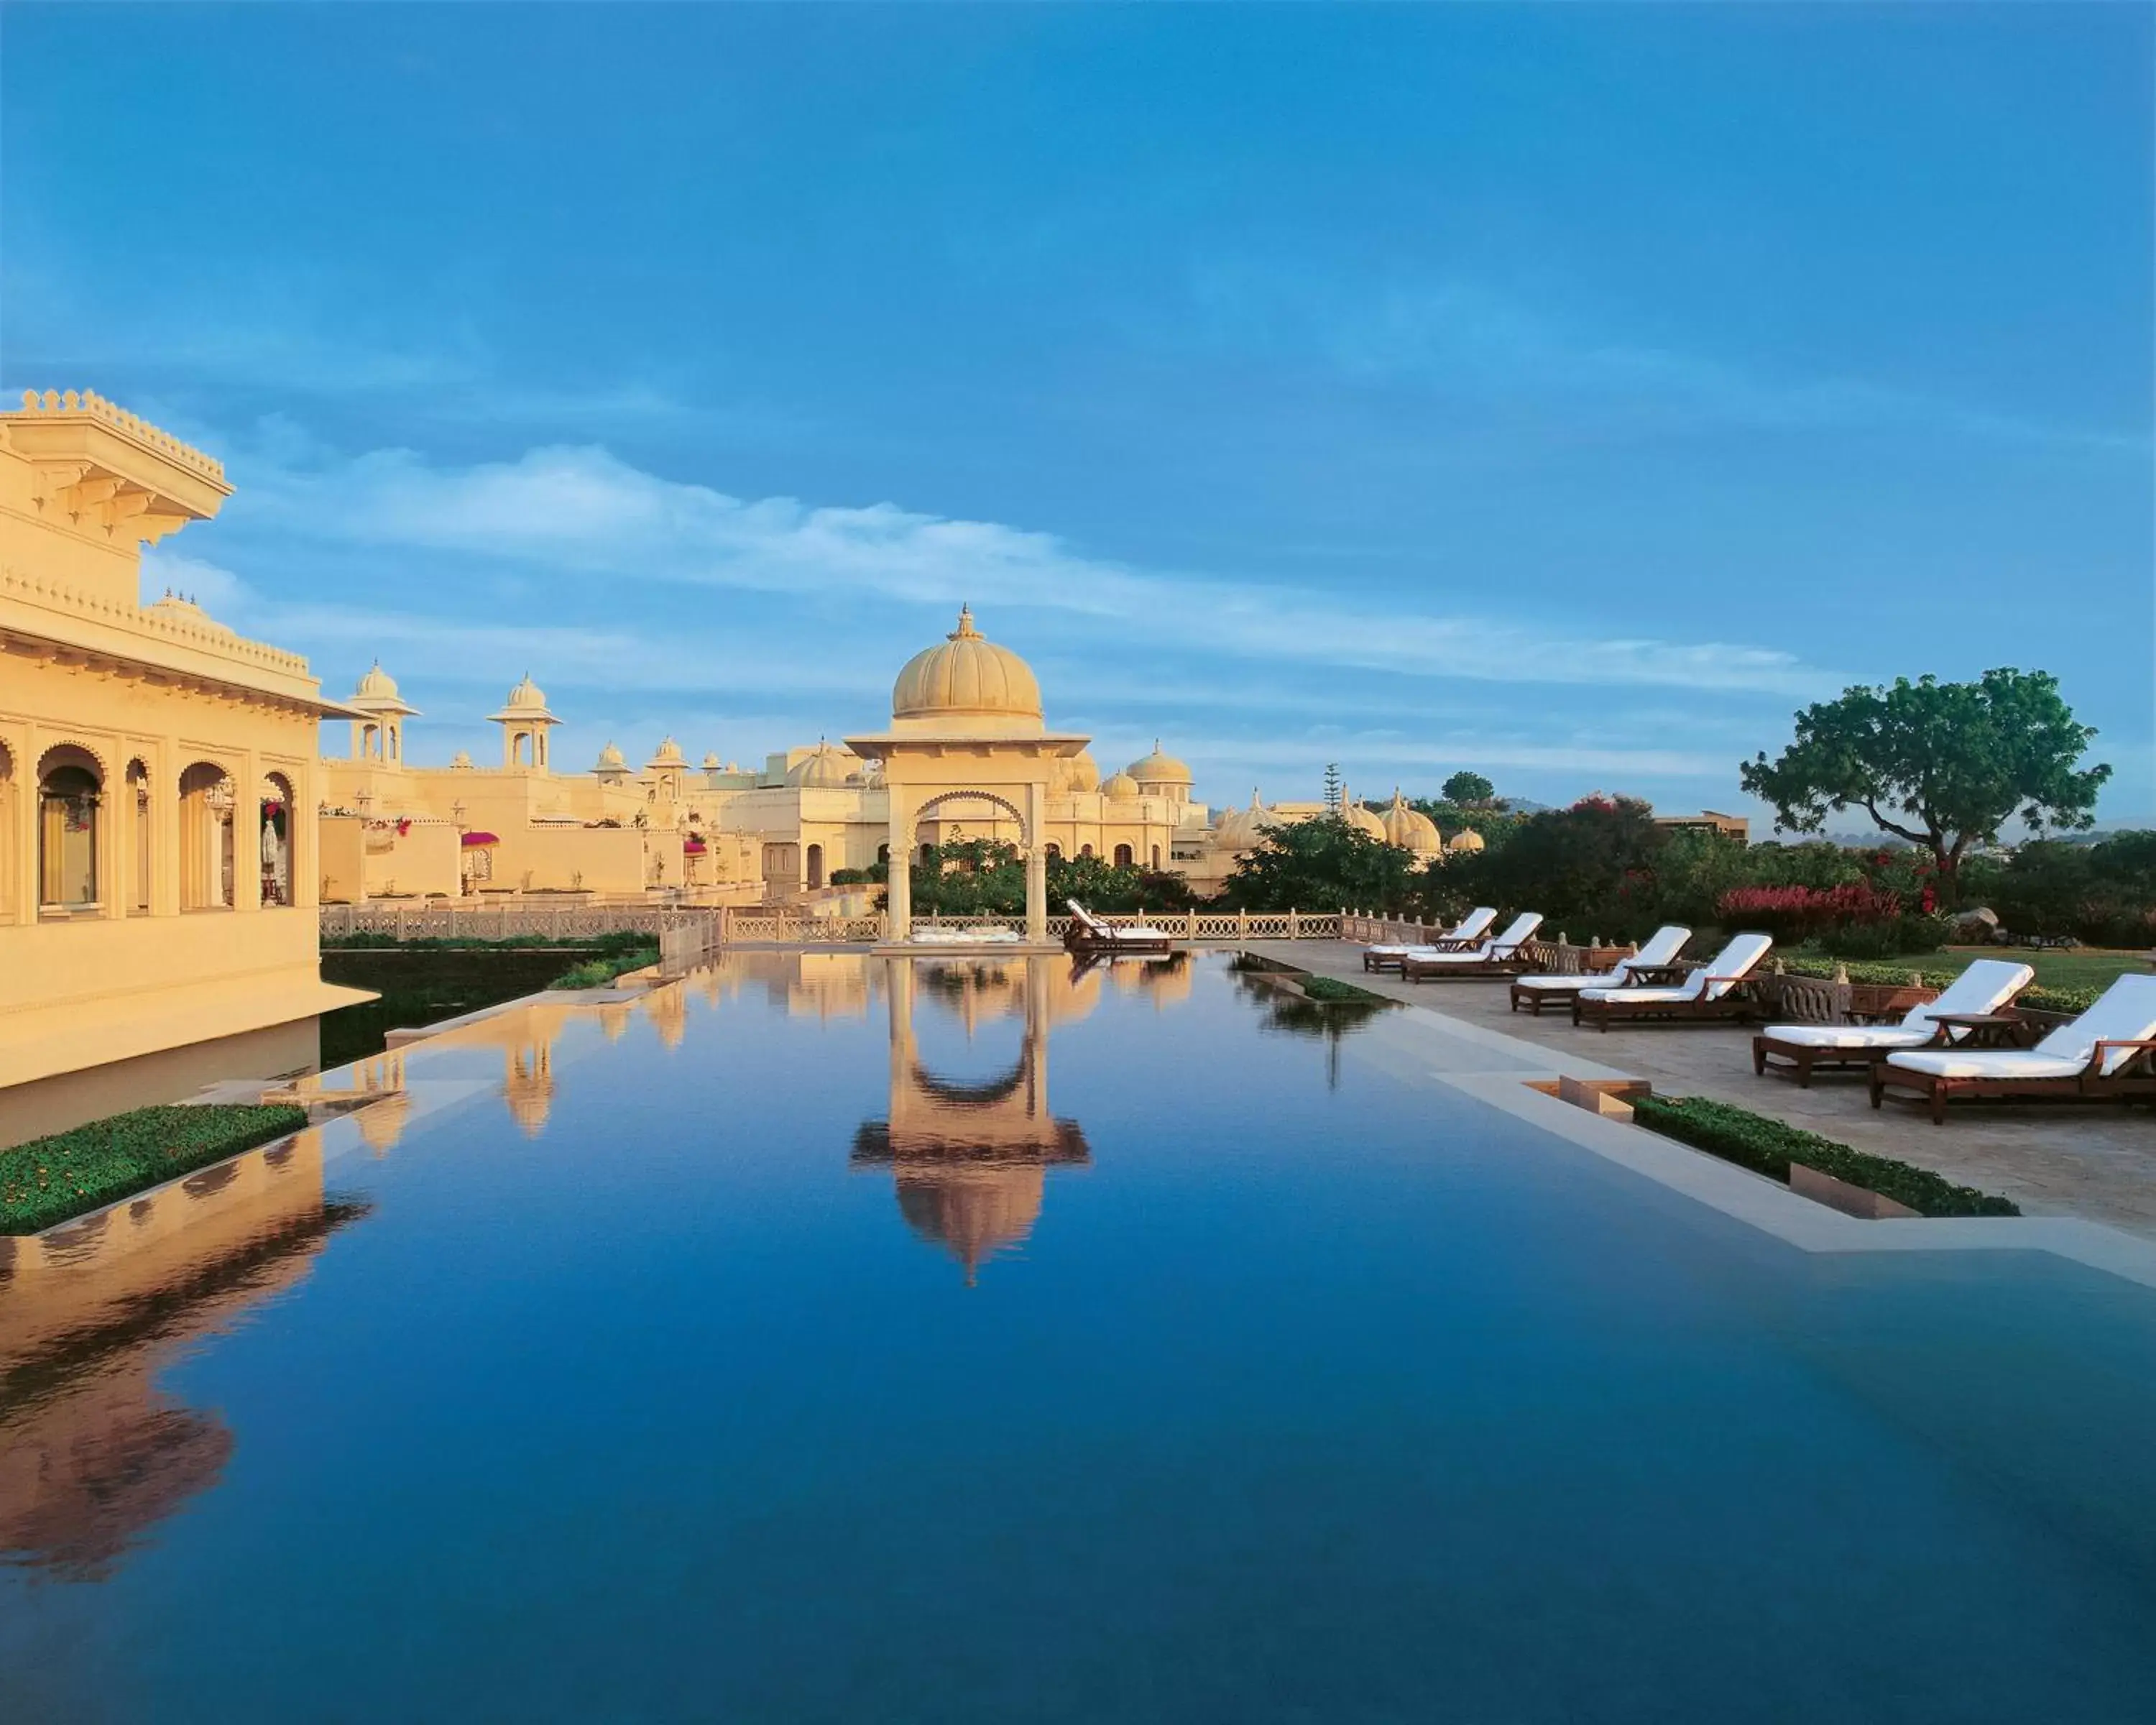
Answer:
top-left (1631, 1094), bottom-right (2018, 1218)
top-left (550, 942), bottom-right (659, 989)
top-left (1, 1103), bottom-right (310, 1236)
top-left (1299, 973), bottom-right (1395, 1006)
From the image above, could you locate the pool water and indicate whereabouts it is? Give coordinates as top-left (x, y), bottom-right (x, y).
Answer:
top-left (5, 952), bottom-right (2155, 1723)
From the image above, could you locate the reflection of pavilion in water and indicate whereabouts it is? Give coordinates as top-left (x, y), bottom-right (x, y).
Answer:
top-left (0, 1129), bottom-right (367, 1579)
top-left (852, 954), bottom-right (1186, 1284)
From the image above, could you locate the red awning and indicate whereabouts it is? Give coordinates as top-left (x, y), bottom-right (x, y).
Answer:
top-left (461, 831), bottom-right (500, 847)
top-left (683, 839), bottom-right (708, 855)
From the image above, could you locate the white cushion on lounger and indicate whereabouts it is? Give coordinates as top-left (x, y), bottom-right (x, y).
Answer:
top-left (1759, 959), bottom-right (2035, 1050)
top-left (1414, 912), bottom-right (1543, 965)
top-left (1883, 1051), bottom-right (2092, 1081)
top-left (1762, 1024), bottom-right (1938, 1051)
top-left (1579, 931), bottom-right (1772, 1004)
top-left (1513, 925), bottom-right (1692, 993)
top-left (1886, 975), bottom-right (2156, 1080)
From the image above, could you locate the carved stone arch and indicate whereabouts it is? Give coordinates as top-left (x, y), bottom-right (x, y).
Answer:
top-left (906, 788), bottom-right (1031, 852)
top-left (36, 736), bottom-right (114, 785)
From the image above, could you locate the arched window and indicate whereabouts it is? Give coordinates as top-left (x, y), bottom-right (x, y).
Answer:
top-left (127, 759), bottom-right (152, 912)
top-left (261, 773), bottom-right (295, 906)
top-left (1151, 845), bottom-right (1162, 871)
top-left (1079, 843), bottom-right (1094, 859)
top-left (806, 842), bottom-right (824, 890)
top-left (179, 763), bottom-right (236, 909)
top-left (38, 747), bottom-right (102, 911)
top-left (876, 842), bottom-right (890, 865)
top-left (1044, 842), bottom-right (1061, 862)
top-left (1113, 843), bottom-right (1134, 869)
top-left (920, 841), bottom-right (936, 869)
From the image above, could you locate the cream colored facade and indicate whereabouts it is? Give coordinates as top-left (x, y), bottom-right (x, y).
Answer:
top-left (0, 390), bottom-right (370, 1141)
top-left (318, 607), bottom-right (1207, 911)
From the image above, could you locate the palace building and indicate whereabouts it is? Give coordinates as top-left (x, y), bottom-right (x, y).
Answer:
top-left (0, 391), bottom-right (370, 1146)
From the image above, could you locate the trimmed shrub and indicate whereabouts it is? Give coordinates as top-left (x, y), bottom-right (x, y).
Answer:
top-left (549, 941), bottom-right (659, 989)
top-left (1631, 1094), bottom-right (2018, 1218)
top-left (1, 1104), bottom-right (310, 1235)
top-left (1298, 973), bottom-right (1394, 1006)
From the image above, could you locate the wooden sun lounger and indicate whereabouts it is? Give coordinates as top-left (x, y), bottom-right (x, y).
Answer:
top-left (1508, 925), bottom-right (1691, 1016)
top-left (1869, 975), bottom-right (2156, 1123)
top-left (1062, 901), bottom-right (1174, 956)
top-left (1400, 913), bottom-right (1544, 982)
top-left (1363, 908), bottom-right (1496, 971)
top-left (1570, 933), bottom-right (1774, 1031)
top-left (1750, 959), bottom-right (2034, 1087)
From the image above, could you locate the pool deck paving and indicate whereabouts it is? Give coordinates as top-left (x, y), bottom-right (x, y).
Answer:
top-left (1245, 940), bottom-right (2156, 1241)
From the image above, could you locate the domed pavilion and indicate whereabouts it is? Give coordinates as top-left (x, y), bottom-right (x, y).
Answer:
top-left (847, 606), bottom-right (1092, 943)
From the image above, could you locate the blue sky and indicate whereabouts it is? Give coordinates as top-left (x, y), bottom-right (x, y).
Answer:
top-left (5, 4), bottom-right (2150, 822)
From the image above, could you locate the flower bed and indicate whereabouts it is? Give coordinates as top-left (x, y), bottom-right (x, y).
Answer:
top-left (1631, 1094), bottom-right (2018, 1218)
top-left (1, 1103), bottom-right (310, 1235)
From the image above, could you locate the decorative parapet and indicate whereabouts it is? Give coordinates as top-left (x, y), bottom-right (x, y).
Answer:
top-left (0, 562), bottom-right (313, 678)
top-left (11, 389), bottom-right (226, 483)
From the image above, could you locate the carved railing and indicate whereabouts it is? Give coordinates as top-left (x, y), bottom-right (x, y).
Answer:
top-left (322, 902), bottom-right (711, 942)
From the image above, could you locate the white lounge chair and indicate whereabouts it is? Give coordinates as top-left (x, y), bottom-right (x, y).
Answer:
top-left (1751, 958), bottom-right (2035, 1086)
top-left (1363, 907), bottom-right (1496, 972)
top-left (1401, 912), bottom-right (1544, 980)
top-left (1064, 901), bottom-right (1174, 954)
top-left (1508, 925), bottom-right (1692, 1016)
top-left (1572, 932), bottom-right (1774, 1029)
top-left (1872, 973), bottom-right (2156, 1123)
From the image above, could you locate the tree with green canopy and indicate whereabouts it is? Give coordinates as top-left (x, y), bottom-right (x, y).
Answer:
top-left (1738, 669), bottom-right (2110, 896)
top-left (1220, 816), bottom-right (1419, 911)
top-left (1440, 770), bottom-right (1496, 809)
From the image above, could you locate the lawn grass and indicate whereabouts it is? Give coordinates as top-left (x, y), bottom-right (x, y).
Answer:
top-left (1631, 1094), bottom-right (2019, 1219)
top-left (1781, 945), bottom-right (2148, 1013)
top-left (1, 1103), bottom-right (310, 1235)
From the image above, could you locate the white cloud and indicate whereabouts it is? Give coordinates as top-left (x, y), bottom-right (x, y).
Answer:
top-left (139, 548), bottom-right (253, 615)
top-left (236, 441), bottom-right (1833, 699)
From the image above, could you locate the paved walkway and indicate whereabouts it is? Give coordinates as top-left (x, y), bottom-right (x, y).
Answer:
top-left (1247, 941), bottom-right (2156, 1240)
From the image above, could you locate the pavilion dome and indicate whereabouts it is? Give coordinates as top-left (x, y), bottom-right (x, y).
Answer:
top-left (648, 736), bottom-right (686, 768)
top-left (504, 673), bottom-right (548, 710)
top-left (354, 661), bottom-right (402, 701)
top-left (1383, 788), bottom-right (1442, 854)
top-left (1125, 741), bottom-right (1193, 787)
top-left (701, 752), bottom-right (722, 771)
top-left (1051, 750), bottom-right (1102, 794)
top-left (449, 750), bottom-right (474, 770)
top-left (1102, 770), bottom-right (1141, 801)
top-left (1341, 786), bottom-right (1389, 842)
top-left (788, 741), bottom-right (855, 788)
top-left (1215, 789), bottom-right (1281, 850)
top-left (595, 741), bottom-right (627, 773)
top-left (1447, 826), bottom-right (1487, 855)
top-left (891, 606), bottom-right (1043, 724)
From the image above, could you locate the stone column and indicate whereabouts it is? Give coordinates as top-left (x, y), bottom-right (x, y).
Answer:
top-left (9, 732), bottom-right (35, 925)
top-left (1023, 779), bottom-right (1047, 944)
top-left (237, 749), bottom-right (263, 912)
top-left (885, 785), bottom-right (912, 940)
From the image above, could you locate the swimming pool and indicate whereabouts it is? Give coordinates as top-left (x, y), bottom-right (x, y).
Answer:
top-left (6, 952), bottom-right (2155, 1722)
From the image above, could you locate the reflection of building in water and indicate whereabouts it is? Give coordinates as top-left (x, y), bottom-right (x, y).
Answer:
top-left (0, 1128), bottom-right (367, 1578)
top-left (646, 980), bottom-right (689, 1050)
top-left (852, 957), bottom-right (1089, 1286)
